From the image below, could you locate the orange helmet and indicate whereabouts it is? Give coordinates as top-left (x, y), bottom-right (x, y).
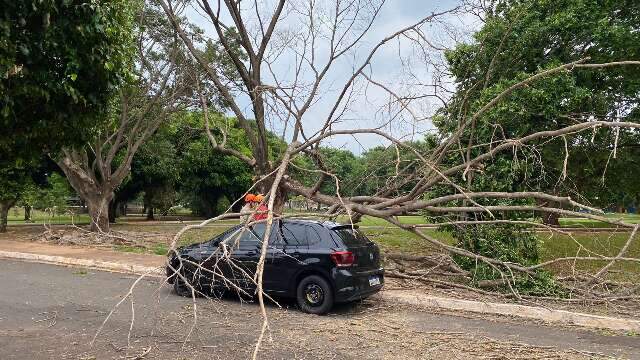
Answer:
top-left (254, 194), bottom-right (265, 202)
top-left (244, 193), bottom-right (256, 202)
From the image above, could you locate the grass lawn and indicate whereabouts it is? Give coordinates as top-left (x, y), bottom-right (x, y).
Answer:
top-left (560, 213), bottom-right (640, 228)
top-left (539, 231), bottom-right (640, 281)
top-left (5, 208), bottom-right (638, 281)
top-left (360, 227), bottom-right (453, 255)
top-left (7, 208), bottom-right (91, 225)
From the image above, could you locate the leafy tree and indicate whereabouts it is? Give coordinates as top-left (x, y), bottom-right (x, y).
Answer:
top-left (291, 147), bottom-right (363, 199)
top-left (1, 0), bottom-right (136, 163)
top-left (430, 0), bottom-right (640, 294)
top-left (20, 173), bottom-right (73, 219)
top-left (0, 164), bottom-right (33, 232)
top-left (130, 132), bottom-right (180, 220)
top-left (442, 0), bottom-right (640, 218)
top-left (350, 138), bottom-right (437, 198)
top-left (55, 3), bottom-right (196, 232)
top-left (176, 113), bottom-right (253, 217)
top-left (0, 0), bottom-right (136, 231)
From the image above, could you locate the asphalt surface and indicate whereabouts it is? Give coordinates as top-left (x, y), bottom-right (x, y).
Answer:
top-left (1, 259), bottom-right (639, 359)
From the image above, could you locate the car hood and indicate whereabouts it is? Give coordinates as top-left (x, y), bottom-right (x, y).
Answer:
top-left (168, 242), bottom-right (207, 258)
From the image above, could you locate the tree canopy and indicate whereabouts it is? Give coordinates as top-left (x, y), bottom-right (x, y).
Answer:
top-left (1, 0), bottom-right (137, 162)
top-left (440, 0), bottom-right (640, 211)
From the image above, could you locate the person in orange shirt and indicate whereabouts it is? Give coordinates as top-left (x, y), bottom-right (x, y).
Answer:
top-left (240, 194), bottom-right (255, 223)
top-left (252, 194), bottom-right (269, 221)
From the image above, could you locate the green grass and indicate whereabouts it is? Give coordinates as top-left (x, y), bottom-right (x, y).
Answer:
top-left (560, 213), bottom-right (640, 228)
top-left (361, 227), bottom-right (453, 255)
top-left (7, 208), bottom-right (91, 225)
top-left (113, 245), bottom-right (147, 254)
top-left (9, 208), bottom-right (638, 229)
top-left (539, 231), bottom-right (640, 281)
top-left (110, 223), bottom-right (229, 256)
top-left (364, 226), bottom-right (639, 281)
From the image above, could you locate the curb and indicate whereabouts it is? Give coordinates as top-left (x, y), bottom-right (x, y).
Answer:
top-left (2, 250), bottom-right (639, 333)
top-left (0, 251), bottom-right (164, 277)
top-left (381, 291), bottom-right (640, 333)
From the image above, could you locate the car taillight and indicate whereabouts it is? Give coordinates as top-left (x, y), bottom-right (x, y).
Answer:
top-left (330, 251), bottom-right (354, 267)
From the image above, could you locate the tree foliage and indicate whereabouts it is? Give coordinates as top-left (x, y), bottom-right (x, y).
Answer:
top-left (442, 0), bottom-right (640, 208)
top-left (1, 0), bottom-right (137, 162)
top-left (175, 113), bottom-right (253, 217)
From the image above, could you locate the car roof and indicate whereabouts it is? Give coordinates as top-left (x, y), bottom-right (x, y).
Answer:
top-left (280, 218), bottom-right (358, 230)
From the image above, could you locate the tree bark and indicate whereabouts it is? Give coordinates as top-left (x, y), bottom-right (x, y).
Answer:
top-left (537, 199), bottom-right (561, 226)
top-left (146, 206), bottom-right (155, 221)
top-left (0, 200), bottom-right (17, 233)
top-left (541, 211), bottom-right (561, 226)
top-left (24, 205), bottom-right (32, 223)
top-left (108, 200), bottom-right (117, 224)
top-left (85, 195), bottom-right (111, 232)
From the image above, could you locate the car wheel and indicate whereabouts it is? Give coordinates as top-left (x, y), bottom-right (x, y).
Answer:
top-left (173, 273), bottom-right (200, 297)
top-left (296, 275), bottom-right (333, 315)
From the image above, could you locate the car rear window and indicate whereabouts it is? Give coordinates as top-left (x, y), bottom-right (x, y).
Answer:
top-left (333, 228), bottom-right (371, 247)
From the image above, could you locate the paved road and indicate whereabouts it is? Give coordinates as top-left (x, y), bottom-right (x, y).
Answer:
top-left (0, 259), bottom-right (639, 359)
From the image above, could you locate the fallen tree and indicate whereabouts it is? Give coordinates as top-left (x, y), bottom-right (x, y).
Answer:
top-left (93, 0), bottom-right (640, 357)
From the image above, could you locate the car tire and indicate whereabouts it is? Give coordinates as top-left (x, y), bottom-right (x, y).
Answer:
top-left (296, 275), bottom-right (333, 315)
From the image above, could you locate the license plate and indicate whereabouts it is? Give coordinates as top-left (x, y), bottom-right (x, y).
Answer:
top-left (369, 275), bottom-right (380, 286)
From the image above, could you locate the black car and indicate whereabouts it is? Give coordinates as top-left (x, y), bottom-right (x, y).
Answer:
top-left (166, 219), bottom-right (384, 314)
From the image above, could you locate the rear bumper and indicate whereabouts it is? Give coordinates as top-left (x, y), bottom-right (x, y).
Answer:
top-left (333, 267), bottom-right (384, 303)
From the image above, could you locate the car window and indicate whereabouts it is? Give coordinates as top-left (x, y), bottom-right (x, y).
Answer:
top-left (280, 223), bottom-right (309, 247)
top-left (225, 226), bottom-right (261, 249)
top-left (228, 224), bottom-right (279, 249)
top-left (249, 223), bottom-right (282, 247)
top-left (306, 225), bottom-right (324, 247)
top-left (333, 228), bottom-right (371, 247)
top-left (212, 225), bottom-right (242, 243)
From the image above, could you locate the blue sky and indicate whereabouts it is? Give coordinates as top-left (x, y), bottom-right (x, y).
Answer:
top-left (186, 0), bottom-right (478, 154)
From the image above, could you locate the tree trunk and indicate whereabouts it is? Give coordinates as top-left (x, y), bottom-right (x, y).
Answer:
top-left (24, 205), bottom-right (32, 223)
top-left (272, 188), bottom-right (288, 216)
top-left (108, 200), bottom-right (117, 224)
top-left (0, 200), bottom-right (16, 233)
top-left (536, 199), bottom-right (561, 226)
top-left (146, 206), bottom-right (155, 221)
top-left (542, 211), bottom-right (561, 226)
top-left (86, 196), bottom-right (111, 232)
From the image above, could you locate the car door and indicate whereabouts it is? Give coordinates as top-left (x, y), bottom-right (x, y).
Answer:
top-left (198, 226), bottom-right (241, 289)
top-left (275, 222), bottom-right (313, 293)
top-left (228, 226), bottom-right (262, 291)
top-left (251, 222), bottom-right (291, 293)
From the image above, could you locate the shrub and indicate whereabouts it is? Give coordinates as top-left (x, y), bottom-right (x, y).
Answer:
top-left (451, 224), bottom-right (564, 297)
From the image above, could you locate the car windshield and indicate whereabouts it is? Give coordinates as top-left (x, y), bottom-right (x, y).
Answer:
top-left (333, 227), bottom-right (370, 247)
top-left (210, 225), bottom-right (242, 243)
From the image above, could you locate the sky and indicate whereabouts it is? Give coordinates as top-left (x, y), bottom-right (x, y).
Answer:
top-left (184, 0), bottom-right (480, 154)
